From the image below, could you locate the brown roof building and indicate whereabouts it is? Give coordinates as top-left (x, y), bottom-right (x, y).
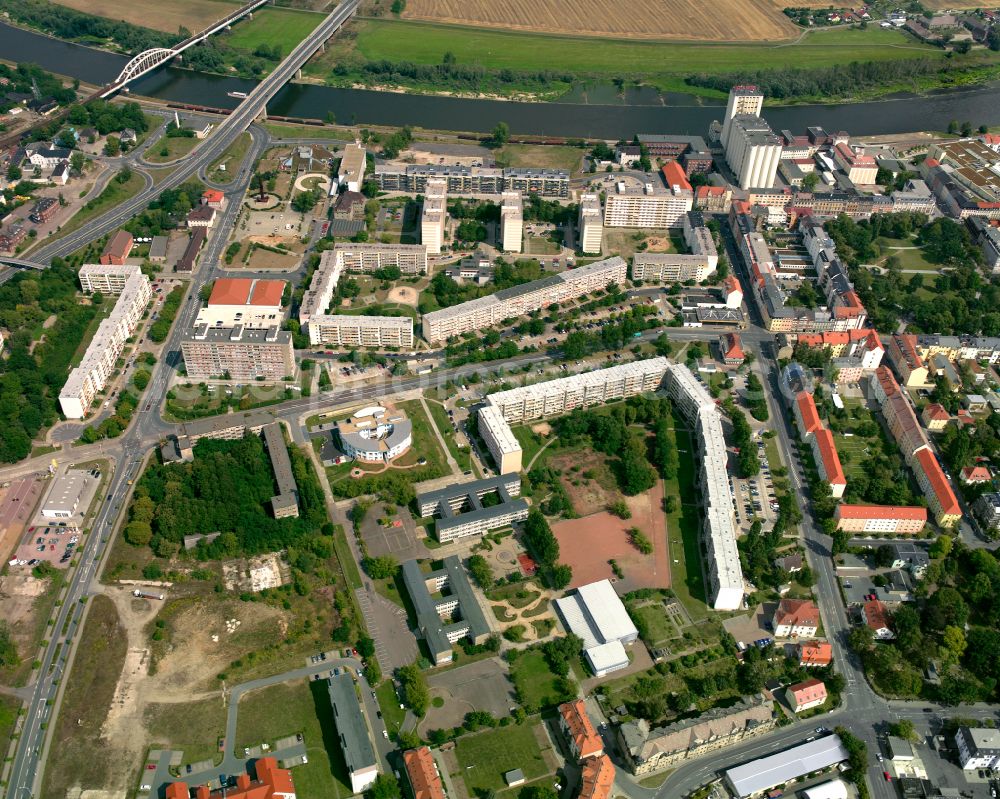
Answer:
top-left (579, 755), bottom-right (615, 799)
top-left (559, 699), bottom-right (604, 762)
top-left (100, 230), bottom-right (134, 265)
top-left (403, 747), bottom-right (445, 799)
top-left (165, 758), bottom-right (295, 799)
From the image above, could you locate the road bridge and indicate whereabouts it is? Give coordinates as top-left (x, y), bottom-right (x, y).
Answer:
top-left (0, 257), bottom-right (45, 270)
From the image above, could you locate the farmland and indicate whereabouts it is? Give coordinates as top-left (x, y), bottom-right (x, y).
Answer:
top-left (53, 0), bottom-right (239, 33)
top-left (338, 20), bottom-right (950, 97)
top-left (402, 0), bottom-right (799, 42)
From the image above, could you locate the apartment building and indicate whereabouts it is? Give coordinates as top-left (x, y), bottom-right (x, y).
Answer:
top-left (477, 357), bottom-right (669, 477)
top-left (772, 598), bottom-right (820, 638)
top-left (603, 180), bottom-right (693, 229)
top-left (886, 333), bottom-right (929, 387)
top-left (326, 243), bottom-right (428, 275)
top-left (500, 191), bottom-right (523, 252)
top-left (558, 700), bottom-right (604, 762)
top-left (262, 422), bottom-right (299, 519)
top-left (725, 114), bottom-right (782, 189)
top-left (578, 193), bottom-right (604, 254)
top-left (195, 278), bottom-right (285, 330)
top-left (372, 163), bottom-right (567, 197)
top-left (912, 447), bottom-right (962, 527)
top-left (402, 748), bottom-right (445, 799)
top-left (833, 504), bottom-right (927, 534)
top-left (415, 473), bottom-right (528, 543)
top-left (720, 85), bottom-right (765, 150)
top-left (792, 391), bottom-right (846, 497)
top-left (180, 325), bottom-right (295, 381)
top-left (338, 143), bottom-right (367, 193)
top-left (956, 727), bottom-right (1000, 770)
top-left (29, 197), bottom-right (58, 224)
top-left (59, 271), bottom-right (151, 418)
top-left (421, 178), bottom-right (447, 254)
top-left (307, 314), bottom-right (414, 348)
top-left (326, 674), bottom-right (380, 793)
top-left (78, 262), bottom-right (144, 295)
top-left (630, 211), bottom-right (719, 282)
top-left (973, 493), bottom-right (1000, 537)
top-left (618, 695), bottom-right (775, 775)
top-left (422, 256), bottom-right (626, 343)
top-left (665, 363), bottom-right (745, 611)
top-left (788, 678), bottom-right (828, 712)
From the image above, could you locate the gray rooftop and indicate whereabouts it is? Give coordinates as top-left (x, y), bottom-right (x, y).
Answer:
top-left (326, 673), bottom-right (378, 775)
top-left (262, 422), bottom-right (298, 514)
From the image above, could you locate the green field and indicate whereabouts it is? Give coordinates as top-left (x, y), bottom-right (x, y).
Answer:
top-left (423, 396), bottom-right (474, 472)
top-left (145, 135), bottom-right (200, 164)
top-left (509, 649), bottom-right (568, 711)
top-left (223, 7), bottom-right (322, 54)
top-left (877, 236), bottom-right (942, 272)
top-left (144, 697), bottom-right (226, 766)
top-left (234, 679), bottom-right (352, 798)
top-left (207, 131), bottom-right (252, 184)
top-left (455, 723), bottom-right (552, 794)
top-left (663, 423), bottom-right (708, 619)
top-left (344, 19), bottom-right (948, 95)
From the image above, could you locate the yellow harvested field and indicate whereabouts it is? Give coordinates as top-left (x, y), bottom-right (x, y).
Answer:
top-left (402, 0), bottom-right (801, 41)
top-left (54, 0), bottom-right (240, 33)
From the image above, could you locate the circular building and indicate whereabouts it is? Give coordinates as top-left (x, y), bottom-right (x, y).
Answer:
top-left (336, 404), bottom-right (413, 463)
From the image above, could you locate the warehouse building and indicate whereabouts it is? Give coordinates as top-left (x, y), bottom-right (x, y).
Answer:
top-left (40, 469), bottom-right (93, 519)
top-left (326, 673), bottom-right (379, 793)
top-left (402, 556), bottom-right (491, 665)
top-left (724, 735), bottom-right (849, 798)
top-left (180, 325), bottom-right (295, 381)
top-left (422, 256), bottom-right (626, 343)
top-left (554, 579), bottom-right (638, 676)
top-left (416, 473), bottom-right (528, 542)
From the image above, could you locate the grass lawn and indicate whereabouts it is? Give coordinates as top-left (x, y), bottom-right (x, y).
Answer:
top-left (51, 170), bottom-right (146, 242)
top-left (455, 722), bottom-right (551, 794)
top-left (348, 19), bottom-right (950, 95)
top-left (145, 135), bottom-right (201, 164)
top-left (396, 398), bottom-right (449, 474)
top-left (663, 422), bottom-right (709, 620)
top-left (223, 7), bottom-right (322, 54)
top-left (497, 143), bottom-right (583, 171)
top-left (235, 679), bottom-right (352, 798)
top-left (263, 122), bottom-right (346, 140)
top-left (509, 650), bottom-right (566, 710)
top-left (631, 603), bottom-right (676, 647)
top-left (0, 694), bottom-right (19, 757)
top-left (374, 679), bottom-right (406, 736)
top-left (144, 696), bottom-right (226, 766)
top-left (207, 131), bottom-right (252, 184)
top-left (878, 238), bottom-right (942, 272)
top-left (512, 425), bottom-right (548, 470)
top-left (42, 596), bottom-right (127, 799)
top-left (424, 395), bottom-right (473, 472)
top-left (333, 525), bottom-right (363, 590)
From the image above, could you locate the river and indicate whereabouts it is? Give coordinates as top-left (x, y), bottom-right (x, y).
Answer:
top-left (3, 19), bottom-right (1000, 137)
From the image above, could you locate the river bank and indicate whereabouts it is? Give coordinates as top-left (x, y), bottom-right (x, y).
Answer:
top-left (5, 19), bottom-right (1000, 138)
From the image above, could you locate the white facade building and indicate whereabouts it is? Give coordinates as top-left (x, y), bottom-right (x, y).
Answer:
top-left (338, 143), bottom-right (367, 193)
top-left (554, 579), bottom-right (638, 677)
top-left (500, 191), bottom-right (523, 252)
top-left (725, 115), bottom-right (782, 189)
top-left (956, 727), bottom-right (1000, 770)
top-left (307, 314), bottom-right (414, 348)
top-left (78, 263), bottom-right (143, 295)
top-left (578, 193), bottom-right (604, 254)
top-left (720, 85), bottom-right (765, 151)
top-left (421, 178), bottom-right (448, 254)
top-left (603, 182), bottom-right (693, 229)
top-left (59, 271), bottom-right (151, 418)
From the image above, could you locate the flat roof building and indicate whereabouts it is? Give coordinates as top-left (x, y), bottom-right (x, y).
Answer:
top-left (423, 256), bottom-right (626, 343)
top-left (336, 404), bottom-right (412, 463)
top-left (79, 262), bottom-right (143, 295)
top-left (180, 325), bottom-right (295, 381)
top-left (421, 178), bottom-right (447, 255)
top-left (603, 181), bottom-right (693, 229)
top-left (262, 422), bottom-right (299, 519)
top-left (956, 726), bottom-right (1000, 770)
top-left (500, 191), bottom-right (523, 252)
top-left (307, 314), bottom-right (414, 348)
top-left (554, 579), bottom-right (638, 676)
top-left (401, 556), bottom-right (491, 665)
top-left (60, 270), bottom-right (151, 419)
top-left (338, 143), bottom-right (367, 193)
top-left (724, 735), bottom-right (849, 798)
top-left (324, 243), bottom-right (428, 276)
top-left (40, 469), bottom-right (92, 518)
top-left (415, 473), bottom-right (527, 542)
top-left (579, 194), bottom-right (603, 255)
top-left (327, 673), bottom-right (379, 793)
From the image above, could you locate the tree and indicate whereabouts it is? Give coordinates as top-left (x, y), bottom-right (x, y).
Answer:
top-left (874, 544), bottom-right (896, 568)
top-left (357, 637), bottom-right (376, 658)
top-left (124, 521), bottom-right (153, 547)
top-left (364, 774), bottom-right (400, 799)
top-left (467, 554), bottom-right (494, 589)
top-left (489, 121), bottom-right (510, 149)
top-left (6, 164), bottom-right (22, 181)
top-left (397, 663), bottom-right (429, 716)
top-left (363, 554), bottom-right (399, 579)
top-left (0, 621), bottom-right (18, 668)
top-left (70, 152), bottom-right (86, 175)
top-left (104, 136), bottom-right (121, 156)
top-left (802, 171), bottom-right (820, 192)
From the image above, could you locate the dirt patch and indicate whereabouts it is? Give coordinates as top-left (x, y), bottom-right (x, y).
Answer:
top-left (551, 483), bottom-right (670, 592)
top-left (0, 573), bottom-right (49, 655)
top-left (387, 286), bottom-right (418, 306)
top-left (222, 552), bottom-right (291, 593)
top-left (641, 236), bottom-right (674, 252)
top-left (530, 422), bottom-right (551, 436)
top-left (550, 450), bottom-right (619, 517)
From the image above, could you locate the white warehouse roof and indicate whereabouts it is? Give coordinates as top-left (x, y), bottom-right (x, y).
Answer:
top-left (725, 735), bottom-right (850, 798)
top-left (803, 780), bottom-right (849, 799)
top-left (576, 579), bottom-right (638, 643)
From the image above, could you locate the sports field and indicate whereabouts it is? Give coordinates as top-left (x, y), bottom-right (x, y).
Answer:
top-left (403, 0), bottom-right (799, 41)
top-left (54, 0), bottom-right (239, 33)
top-left (350, 20), bottom-right (945, 85)
top-left (221, 7), bottom-right (323, 53)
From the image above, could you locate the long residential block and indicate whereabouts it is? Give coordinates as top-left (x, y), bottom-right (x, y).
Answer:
top-left (373, 164), bottom-right (569, 197)
top-left (323, 243), bottom-right (428, 276)
top-left (631, 213), bottom-right (718, 283)
top-left (423, 256), bottom-right (626, 343)
top-left (59, 271), bottom-right (151, 419)
top-left (180, 324), bottom-right (296, 381)
top-left (307, 314), bottom-right (414, 348)
top-left (834, 504), bottom-right (927, 534)
top-left (578, 194), bottom-right (603, 255)
top-left (603, 181), bottom-right (693, 229)
top-left (665, 363), bottom-right (745, 611)
top-left (78, 263), bottom-right (143, 295)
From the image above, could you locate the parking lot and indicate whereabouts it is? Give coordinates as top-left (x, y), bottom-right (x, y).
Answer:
top-left (11, 520), bottom-right (80, 569)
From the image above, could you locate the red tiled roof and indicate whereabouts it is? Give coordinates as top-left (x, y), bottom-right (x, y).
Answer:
top-left (922, 403), bottom-right (950, 422)
top-left (914, 447), bottom-right (961, 516)
top-left (799, 641), bottom-right (833, 665)
top-left (863, 599), bottom-right (891, 631)
top-left (202, 189), bottom-right (225, 203)
top-left (814, 428), bottom-right (846, 487)
top-left (559, 700), bottom-right (603, 760)
top-left (789, 677), bottom-right (827, 704)
top-left (249, 279), bottom-right (285, 307)
top-left (723, 274), bottom-right (742, 295)
top-left (875, 366), bottom-right (901, 397)
top-left (774, 598), bottom-right (820, 628)
top-left (722, 333), bottom-right (744, 361)
top-left (404, 747), bottom-right (445, 799)
top-left (796, 392), bottom-right (822, 436)
top-left (167, 759), bottom-right (294, 799)
top-left (661, 161), bottom-right (692, 192)
top-left (209, 277), bottom-right (254, 306)
top-left (961, 466), bottom-right (992, 483)
top-left (579, 755), bottom-right (615, 799)
top-left (835, 505), bottom-right (927, 522)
